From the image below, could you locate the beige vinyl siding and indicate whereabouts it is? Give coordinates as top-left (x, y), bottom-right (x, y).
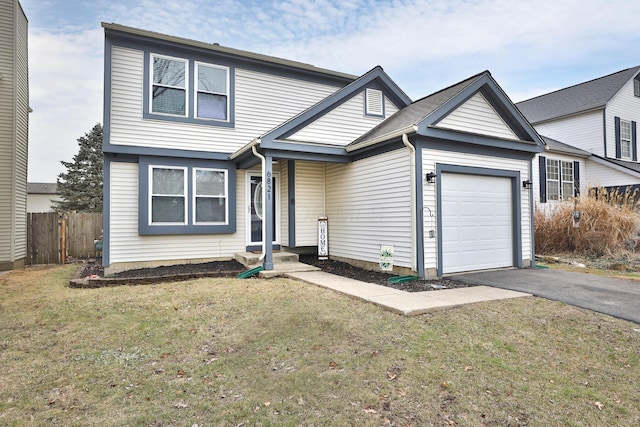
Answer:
top-left (422, 149), bottom-right (532, 271)
top-left (109, 46), bottom-right (341, 153)
top-left (325, 149), bottom-right (413, 268)
top-left (294, 161), bottom-right (325, 246)
top-left (606, 77), bottom-right (640, 160)
top-left (108, 162), bottom-right (246, 266)
top-left (0, 0), bottom-right (28, 265)
top-left (534, 110), bottom-right (603, 156)
top-left (437, 92), bottom-right (518, 140)
top-left (286, 92), bottom-right (400, 146)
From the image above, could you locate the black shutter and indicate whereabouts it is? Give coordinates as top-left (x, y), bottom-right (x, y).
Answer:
top-left (632, 121), bottom-right (637, 161)
top-left (539, 156), bottom-right (547, 203)
top-left (573, 161), bottom-right (580, 197)
top-left (615, 116), bottom-right (621, 158)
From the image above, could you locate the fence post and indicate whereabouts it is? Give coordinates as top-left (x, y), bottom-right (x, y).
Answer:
top-left (60, 214), bottom-right (66, 264)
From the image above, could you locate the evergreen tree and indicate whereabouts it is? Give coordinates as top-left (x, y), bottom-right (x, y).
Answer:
top-left (53, 123), bottom-right (103, 213)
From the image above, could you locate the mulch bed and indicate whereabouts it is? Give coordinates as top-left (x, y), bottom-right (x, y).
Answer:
top-left (71, 256), bottom-right (474, 292)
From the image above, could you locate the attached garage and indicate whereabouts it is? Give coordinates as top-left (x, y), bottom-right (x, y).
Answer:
top-left (440, 172), bottom-right (514, 274)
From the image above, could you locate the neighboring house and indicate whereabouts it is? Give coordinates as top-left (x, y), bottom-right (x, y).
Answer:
top-left (517, 66), bottom-right (640, 206)
top-left (27, 183), bottom-right (60, 212)
top-left (0, 0), bottom-right (28, 271)
top-left (103, 23), bottom-right (544, 277)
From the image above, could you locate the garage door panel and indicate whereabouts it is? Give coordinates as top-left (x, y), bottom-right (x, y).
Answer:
top-left (442, 173), bottom-right (513, 274)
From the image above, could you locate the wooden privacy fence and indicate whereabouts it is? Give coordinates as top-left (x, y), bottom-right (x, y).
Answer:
top-left (26, 212), bottom-right (103, 265)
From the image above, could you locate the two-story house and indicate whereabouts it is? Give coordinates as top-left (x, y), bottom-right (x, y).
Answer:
top-left (516, 66), bottom-right (640, 206)
top-left (0, 0), bottom-right (29, 271)
top-left (102, 23), bottom-right (545, 278)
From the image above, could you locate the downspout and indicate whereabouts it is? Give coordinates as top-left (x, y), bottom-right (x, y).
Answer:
top-left (402, 134), bottom-right (417, 273)
top-left (252, 145), bottom-right (267, 261)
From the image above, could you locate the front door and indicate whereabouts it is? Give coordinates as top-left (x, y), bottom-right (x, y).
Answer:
top-left (247, 172), bottom-right (279, 246)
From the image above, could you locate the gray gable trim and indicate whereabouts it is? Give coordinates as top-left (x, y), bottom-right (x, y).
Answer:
top-left (415, 137), bottom-right (534, 161)
top-left (259, 66), bottom-right (411, 145)
top-left (516, 66), bottom-right (640, 124)
top-left (422, 127), bottom-right (542, 154)
top-left (103, 143), bottom-right (232, 161)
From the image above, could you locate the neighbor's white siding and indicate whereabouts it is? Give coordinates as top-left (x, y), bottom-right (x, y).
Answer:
top-left (108, 162), bottom-right (246, 266)
top-left (585, 158), bottom-right (640, 188)
top-left (437, 92), bottom-right (517, 140)
top-left (605, 76), bottom-right (640, 161)
top-left (325, 149), bottom-right (413, 269)
top-left (294, 161), bottom-right (326, 246)
top-left (108, 46), bottom-right (342, 153)
top-left (534, 110), bottom-right (603, 156)
top-left (422, 149), bottom-right (532, 272)
top-left (286, 92), bottom-right (400, 146)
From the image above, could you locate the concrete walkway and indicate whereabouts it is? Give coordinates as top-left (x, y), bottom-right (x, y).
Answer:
top-left (286, 271), bottom-right (531, 316)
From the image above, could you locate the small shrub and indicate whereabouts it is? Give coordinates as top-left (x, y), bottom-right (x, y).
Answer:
top-left (535, 188), bottom-right (640, 256)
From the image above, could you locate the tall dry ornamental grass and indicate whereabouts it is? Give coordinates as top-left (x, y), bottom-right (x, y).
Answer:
top-left (535, 188), bottom-right (640, 256)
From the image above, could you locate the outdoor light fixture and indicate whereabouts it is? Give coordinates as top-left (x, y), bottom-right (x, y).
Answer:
top-left (426, 172), bottom-right (437, 183)
top-left (522, 180), bottom-right (533, 189)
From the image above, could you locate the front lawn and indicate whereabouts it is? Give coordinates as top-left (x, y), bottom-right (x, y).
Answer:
top-left (1, 266), bottom-right (638, 426)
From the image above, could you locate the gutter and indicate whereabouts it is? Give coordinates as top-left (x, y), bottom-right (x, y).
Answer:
top-left (346, 125), bottom-right (417, 152)
top-left (402, 134), bottom-right (417, 273)
top-left (230, 138), bottom-right (260, 160)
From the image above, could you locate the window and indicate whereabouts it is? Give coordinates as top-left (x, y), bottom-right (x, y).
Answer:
top-left (620, 119), bottom-right (632, 159)
top-left (194, 168), bottom-right (227, 223)
top-left (634, 77), bottom-right (640, 97)
top-left (150, 166), bottom-right (187, 224)
top-left (146, 53), bottom-right (234, 126)
top-left (151, 55), bottom-right (187, 116)
top-left (139, 158), bottom-right (236, 235)
top-left (546, 159), bottom-right (574, 201)
top-left (365, 88), bottom-right (384, 116)
top-left (195, 63), bottom-right (228, 120)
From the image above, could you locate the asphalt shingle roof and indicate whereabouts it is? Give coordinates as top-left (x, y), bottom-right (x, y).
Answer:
top-left (541, 136), bottom-right (590, 157)
top-left (516, 66), bottom-right (640, 124)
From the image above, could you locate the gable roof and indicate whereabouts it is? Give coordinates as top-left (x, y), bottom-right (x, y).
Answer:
top-left (516, 66), bottom-right (640, 124)
top-left (27, 183), bottom-right (58, 194)
top-left (348, 71), bottom-right (544, 153)
top-left (541, 136), bottom-right (590, 157)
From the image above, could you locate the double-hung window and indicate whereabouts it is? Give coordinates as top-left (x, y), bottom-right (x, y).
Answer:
top-left (546, 159), bottom-right (574, 201)
top-left (150, 166), bottom-right (187, 224)
top-left (620, 119), bottom-right (632, 159)
top-left (194, 168), bottom-right (227, 224)
top-left (151, 55), bottom-right (188, 116)
top-left (195, 63), bottom-right (229, 121)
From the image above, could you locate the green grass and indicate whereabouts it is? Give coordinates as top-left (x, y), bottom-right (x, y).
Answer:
top-left (1, 265), bottom-right (639, 426)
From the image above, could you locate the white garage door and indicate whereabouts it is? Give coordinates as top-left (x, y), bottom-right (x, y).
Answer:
top-left (441, 173), bottom-right (513, 274)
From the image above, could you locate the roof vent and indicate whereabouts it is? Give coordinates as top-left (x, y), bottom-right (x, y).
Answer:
top-left (365, 88), bottom-right (384, 116)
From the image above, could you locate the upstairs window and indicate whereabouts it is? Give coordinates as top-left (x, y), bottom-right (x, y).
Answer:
top-left (196, 63), bottom-right (229, 121)
top-left (634, 76), bottom-right (640, 97)
top-left (620, 119), bottom-right (632, 159)
top-left (546, 159), bottom-right (575, 201)
top-left (151, 55), bottom-right (187, 116)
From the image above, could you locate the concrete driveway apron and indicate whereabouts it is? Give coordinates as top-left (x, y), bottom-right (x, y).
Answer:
top-left (455, 268), bottom-right (640, 324)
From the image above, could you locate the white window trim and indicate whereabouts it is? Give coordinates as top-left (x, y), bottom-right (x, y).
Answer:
top-left (150, 53), bottom-right (189, 117)
top-left (194, 62), bottom-right (230, 122)
top-left (149, 165), bottom-right (188, 225)
top-left (546, 159), bottom-right (574, 201)
top-left (193, 168), bottom-right (228, 225)
top-left (620, 119), bottom-right (632, 160)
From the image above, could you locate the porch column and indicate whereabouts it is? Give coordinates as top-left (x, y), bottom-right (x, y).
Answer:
top-left (263, 155), bottom-right (274, 270)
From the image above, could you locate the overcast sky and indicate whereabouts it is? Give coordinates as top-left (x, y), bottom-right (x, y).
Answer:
top-left (20, 0), bottom-right (640, 182)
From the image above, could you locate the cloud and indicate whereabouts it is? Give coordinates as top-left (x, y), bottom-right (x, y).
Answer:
top-left (28, 27), bottom-right (104, 181)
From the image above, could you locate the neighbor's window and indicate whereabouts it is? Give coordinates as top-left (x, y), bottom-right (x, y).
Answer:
top-left (150, 166), bottom-right (187, 224)
top-left (546, 159), bottom-right (574, 201)
top-left (620, 119), bottom-right (632, 159)
top-left (194, 168), bottom-right (227, 224)
top-left (151, 55), bottom-right (187, 116)
top-left (634, 77), bottom-right (640, 97)
top-left (195, 63), bottom-right (229, 121)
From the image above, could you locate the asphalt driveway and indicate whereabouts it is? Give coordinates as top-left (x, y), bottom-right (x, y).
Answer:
top-left (455, 268), bottom-right (640, 324)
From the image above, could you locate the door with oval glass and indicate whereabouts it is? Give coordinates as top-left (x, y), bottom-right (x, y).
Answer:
top-left (247, 172), bottom-right (279, 246)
